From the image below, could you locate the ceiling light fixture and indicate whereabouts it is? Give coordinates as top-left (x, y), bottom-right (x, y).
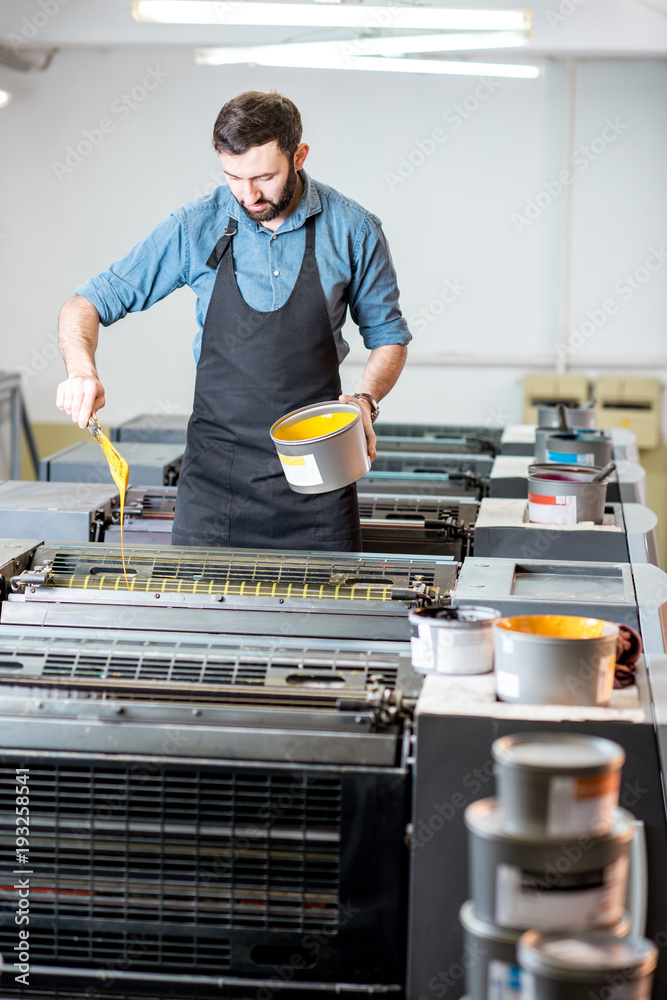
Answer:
top-left (195, 44), bottom-right (540, 77)
top-left (0, 90), bottom-right (12, 108)
top-left (134, 1), bottom-right (531, 32)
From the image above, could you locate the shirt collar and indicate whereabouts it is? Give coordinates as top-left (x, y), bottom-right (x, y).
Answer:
top-left (222, 169), bottom-right (321, 234)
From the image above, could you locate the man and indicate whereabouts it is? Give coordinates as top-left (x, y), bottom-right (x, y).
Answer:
top-left (57, 90), bottom-right (410, 551)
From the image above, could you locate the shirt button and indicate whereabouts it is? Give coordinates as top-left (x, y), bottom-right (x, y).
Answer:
top-left (273, 270), bottom-right (279, 276)
top-left (271, 235), bottom-right (277, 240)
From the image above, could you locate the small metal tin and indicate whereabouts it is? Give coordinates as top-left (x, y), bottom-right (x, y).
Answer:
top-left (409, 605), bottom-right (501, 675)
top-left (527, 464), bottom-right (610, 525)
top-left (465, 798), bottom-right (634, 932)
top-left (492, 732), bottom-right (625, 837)
top-left (535, 430), bottom-right (613, 468)
top-left (536, 405), bottom-right (596, 430)
top-left (518, 928), bottom-right (657, 999)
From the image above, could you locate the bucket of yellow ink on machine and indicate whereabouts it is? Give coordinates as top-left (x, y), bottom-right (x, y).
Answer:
top-left (493, 614), bottom-right (620, 707)
top-left (270, 401), bottom-right (371, 494)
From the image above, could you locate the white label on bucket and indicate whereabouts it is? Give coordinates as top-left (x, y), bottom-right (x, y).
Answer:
top-left (496, 670), bottom-right (520, 699)
top-left (495, 855), bottom-right (628, 930)
top-left (528, 493), bottom-right (577, 525)
top-left (410, 636), bottom-right (434, 673)
top-left (488, 960), bottom-right (523, 999)
top-left (547, 773), bottom-right (620, 837)
top-left (277, 452), bottom-right (323, 487)
top-left (547, 450), bottom-right (596, 467)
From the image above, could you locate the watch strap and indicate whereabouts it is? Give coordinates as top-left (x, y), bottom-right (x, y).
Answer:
top-left (353, 392), bottom-right (380, 423)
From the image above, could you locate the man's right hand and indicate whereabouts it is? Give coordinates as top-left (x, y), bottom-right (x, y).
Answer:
top-left (56, 375), bottom-right (106, 429)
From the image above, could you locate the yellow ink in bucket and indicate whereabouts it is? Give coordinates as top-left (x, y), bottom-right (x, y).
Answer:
top-left (270, 401), bottom-right (371, 495)
top-left (88, 418), bottom-right (130, 589)
top-left (496, 614), bottom-right (609, 640)
top-left (272, 411), bottom-right (355, 442)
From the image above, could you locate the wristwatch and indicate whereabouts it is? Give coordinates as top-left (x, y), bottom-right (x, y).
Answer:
top-left (353, 392), bottom-right (380, 423)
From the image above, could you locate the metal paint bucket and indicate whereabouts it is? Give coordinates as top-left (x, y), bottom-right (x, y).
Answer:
top-left (409, 605), bottom-right (501, 675)
top-left (465, 798), bottom-right (633, 931)
top-left (460, 901), bottom-right (630, 1000)
top-left (527, 464), bottom-right (610, 525)
top-left (493, 615), bottom-right (619, 707)
top-left (518, 929), bottom-right (657, 1000)
top-left (492, 733), bottom-right (625, 837)
top-left (536, 404), bottom-right (596, 430)
top-left (270, 401), bottom-right (370, 494)
top-left (534, 429), bottom-right (612, 467)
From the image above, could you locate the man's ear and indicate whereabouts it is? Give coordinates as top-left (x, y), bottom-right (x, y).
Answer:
top-left (294, 142), bottom-right (310, 171)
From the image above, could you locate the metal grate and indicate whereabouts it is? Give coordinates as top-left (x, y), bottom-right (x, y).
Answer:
top-left (37, 544), bottom-right (439, 600)
top-left (357, 497), bottom-right (462, 520)
top-left (0, 762), bottom-right (342, 970)
top-left (0, 635), bottom-right (400, 691)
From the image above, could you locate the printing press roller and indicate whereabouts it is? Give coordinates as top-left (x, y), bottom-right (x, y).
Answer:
top-left (1, 540), bottom-right (458, 640)
top-left (0, 626), bottom-right (416, 993)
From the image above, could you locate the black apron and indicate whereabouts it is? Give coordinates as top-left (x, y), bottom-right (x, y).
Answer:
top-left (172, 213), bottom-right (362, 551)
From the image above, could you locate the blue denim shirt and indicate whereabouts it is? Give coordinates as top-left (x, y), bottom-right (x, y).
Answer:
top-left (75, 171), bottom-right (411, 364)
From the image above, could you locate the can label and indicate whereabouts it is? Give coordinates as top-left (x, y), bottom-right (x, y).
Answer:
top-left (496, 669), bottom-right (520, 699)
top-left (528, 492), bottom-right (577, 525)
top-left (410, 636), bottom-right (433, 672)
top-left (495, 854), bottom-right (628, 929)
top-left (277, 452), bottom-right (323, 487)
top-left (488, 959), bottom-right (523, 999)
top-left (547, 450), bottom-right (596, 466)
top-left (547, 771), bottom-right (621, 837)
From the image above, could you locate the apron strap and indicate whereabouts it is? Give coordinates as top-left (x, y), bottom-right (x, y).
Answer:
top-left (205, 217), bottom-right (238, 270)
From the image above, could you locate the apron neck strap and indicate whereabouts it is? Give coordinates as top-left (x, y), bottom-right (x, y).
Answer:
top-left (205, 217), bottom-right (238, 270)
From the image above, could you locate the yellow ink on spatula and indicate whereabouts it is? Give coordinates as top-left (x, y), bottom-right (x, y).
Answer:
top-left (88, 417), bottom-right (131, 589)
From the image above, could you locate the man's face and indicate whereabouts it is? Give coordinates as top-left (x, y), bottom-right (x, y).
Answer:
top-left (219, 140), bottom-right (299, 224)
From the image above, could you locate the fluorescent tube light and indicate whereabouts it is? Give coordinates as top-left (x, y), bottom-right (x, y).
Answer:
top-left (198, 32), bottom-right (530, 63)
top-left (134, 1), bottom-right (531, 32)
top-left (0, 90), bottom-right (11, 108)
top-left (195, 44), bottom-right (541, 77)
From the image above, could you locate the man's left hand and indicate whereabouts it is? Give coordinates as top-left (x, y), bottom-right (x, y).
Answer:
top-left (339, 393), bottom-right (377, 462)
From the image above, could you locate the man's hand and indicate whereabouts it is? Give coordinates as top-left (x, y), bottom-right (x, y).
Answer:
top-left (56, 375), bottom-right (106, 429)
top-left (339, 393), bottom-right (377, 462)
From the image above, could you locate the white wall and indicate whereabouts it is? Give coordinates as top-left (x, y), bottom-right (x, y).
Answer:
top-left (0, 45), bottom-right (666, 431)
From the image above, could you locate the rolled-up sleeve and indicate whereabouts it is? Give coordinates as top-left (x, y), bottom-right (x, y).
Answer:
top-left (348, 214), bottom-right (412, 350)
top-left (74, 210), bottom-right (189, 327)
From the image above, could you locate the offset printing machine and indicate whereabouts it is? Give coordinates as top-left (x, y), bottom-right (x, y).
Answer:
top-left (1, 416), bottom-right (665, 998)
top-left (0, 481), bottom-right (662, 568)
top-left (0, 624), bottom-right (418, 997)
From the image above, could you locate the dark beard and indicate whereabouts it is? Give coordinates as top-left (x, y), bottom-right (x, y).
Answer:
top-left (238, 163), bottom-right (299, 224)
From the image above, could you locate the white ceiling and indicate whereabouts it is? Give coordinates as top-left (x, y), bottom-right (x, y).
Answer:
top-left (1, 0), bottom-right (667, 60)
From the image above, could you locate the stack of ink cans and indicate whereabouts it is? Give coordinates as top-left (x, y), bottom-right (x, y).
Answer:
top-left (459, 732), bottom-right (657, 999)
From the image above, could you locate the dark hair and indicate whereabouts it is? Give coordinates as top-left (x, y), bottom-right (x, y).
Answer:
top-left (212, 91), bottom-right (302, 159)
